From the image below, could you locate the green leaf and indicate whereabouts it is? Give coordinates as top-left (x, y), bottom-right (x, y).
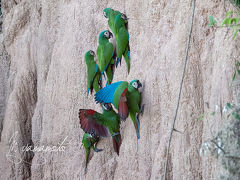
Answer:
top-left (227, 103), bottom-right (233, 109)
top-left (236, 61), bottom-right (240, 67)
top-left (226, 11), bottom-right (233, 17)
top-left (233, 29), bottom-right (239, 39)
top-left (233, 111), bottom-right (240, 120)
top-left (210, 111), bottom-right (216, 116)
top-left (227, 114), bottom-right (231, 119)
top-left (198, 114), bottom-right (204, 121)
top-left (208, 16), bottom-right (217, 27)
top-left (226, 18), bottom-right (232, 26)
top-left (221, 18), bottom-right (228, 26)
top-left (230, 18), bottom-right (238, 25)
top-left (231, 72), bottom-right (237, 87)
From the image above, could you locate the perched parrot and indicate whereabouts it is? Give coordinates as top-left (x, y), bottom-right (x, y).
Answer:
top-left (103, 8), bottom-right (122, 34)
top-left (94, 80), bottom-right (143, 144)
top-left (84, 50), bottom-right (101, 96)
top-left (114, 13), bottom-right (130, 73)
top-left (79, 103), bottom-right (122, 155)
top-left (81, 132), bottom-right (102, 173)
top-left (97, 30), bottom-right (115, 85)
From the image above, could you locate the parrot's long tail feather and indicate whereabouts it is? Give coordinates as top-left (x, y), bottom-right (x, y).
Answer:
top-left (136, 118), bottom-right (140, 139)
top-left (123, 47), bottom-right (130, 74)
top-left (134, 115), bottom-right (140, 142)
top-left (112, 134), bottom-right (122, 156)
top-left (84, 148), bottom-right (90, 174)
top-left (116, 58), bottom-right (121, 68)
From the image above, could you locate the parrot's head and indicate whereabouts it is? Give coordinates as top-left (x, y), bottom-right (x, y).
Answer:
top-left (102, 30), bottom-right (113, 39)
top-left (85, 50), bottom-right (95, 63)
top-left (102, 103), bottom-right (112, 111)
top-left (103, 8), bottom-right (113, 19)
top-left (130, 79), bottom-right (142, 90)
top-left (121, 13), bottom-right (129, 23)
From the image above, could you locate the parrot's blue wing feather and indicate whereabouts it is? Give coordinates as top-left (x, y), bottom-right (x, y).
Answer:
top-left (95, 81), bottom-right (123, 103)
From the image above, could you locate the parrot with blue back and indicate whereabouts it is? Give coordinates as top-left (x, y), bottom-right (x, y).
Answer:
top-left (84, 50), bottom-right (101, 96)
top-left (94, 80), bottom-right (143, 144)
top-left (97, 30), bottom-right (115, 85)
top-left (79, 103), bottom-right (122, 156)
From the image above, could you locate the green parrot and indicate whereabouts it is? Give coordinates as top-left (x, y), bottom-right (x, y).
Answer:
top-left (103, 8), bottom-right (122, 34)
top-left (97, 30), bottom-right (115, 85)
top-left (103, 8), bottom-right (130, 73)
top-left (114, 13), bottom-right (130, 73)
top-left (94, 80), bottom-right (144, 144)
top-left (84, 50), bottom-right (101, 96)
top-left (81, 132), bottom-right (102, 173)
top-left (79, 103), bottom-right (122, 155)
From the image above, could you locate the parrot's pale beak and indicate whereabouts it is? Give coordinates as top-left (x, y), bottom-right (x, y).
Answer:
top-left (103, 12), bottom-right (107, 18)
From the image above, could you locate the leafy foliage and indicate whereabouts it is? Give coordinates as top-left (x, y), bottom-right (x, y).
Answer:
top-left (230, 61), bottom-right (240, 87)
top-left (208, 16), bottom-right (217, 27)
top-left (233, 0), bottom-right (240, 6)
top-left (208, 11), bottom-right (240, 39)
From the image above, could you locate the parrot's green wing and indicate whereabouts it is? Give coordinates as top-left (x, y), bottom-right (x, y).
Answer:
top-left (102, 42), bottom-right (114, 71)
top-left (97, 42), bottom-right (114, 76)
top-left (116, 27), bottom-right (129, 58)
top-left (87, 63), bottom-right (100, 95)
top-left (127, 90), bottom-right (141, 113)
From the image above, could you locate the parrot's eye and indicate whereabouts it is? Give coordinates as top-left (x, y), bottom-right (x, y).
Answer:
top-left (103, 11), bottom-right (107, 18)
top-left (132, 82), bottom-right (138, 89)
top-left (90, 130), bottom-right (95, 137)
top-left (104, 31), bottom-right (109, 37)
top-left (103, 103), bottom-right (111, 110)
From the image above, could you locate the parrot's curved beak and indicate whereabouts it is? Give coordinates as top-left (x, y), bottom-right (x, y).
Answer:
top-left (137, 81), bottom-right (142, 89)
top-left (109, 31), bottom-right (113, 38)
top-left (122, 14), bottom-right (129, 21)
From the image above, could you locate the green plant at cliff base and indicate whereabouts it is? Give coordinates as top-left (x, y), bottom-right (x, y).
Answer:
top-left (230, 61), bottom-right (240, 87)
top-left (208, 11), bottom-right (240, 39)
top-left (200, 103), bottom-right (240, 179)
top-left (232, 0), bottom-right (240, 6)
